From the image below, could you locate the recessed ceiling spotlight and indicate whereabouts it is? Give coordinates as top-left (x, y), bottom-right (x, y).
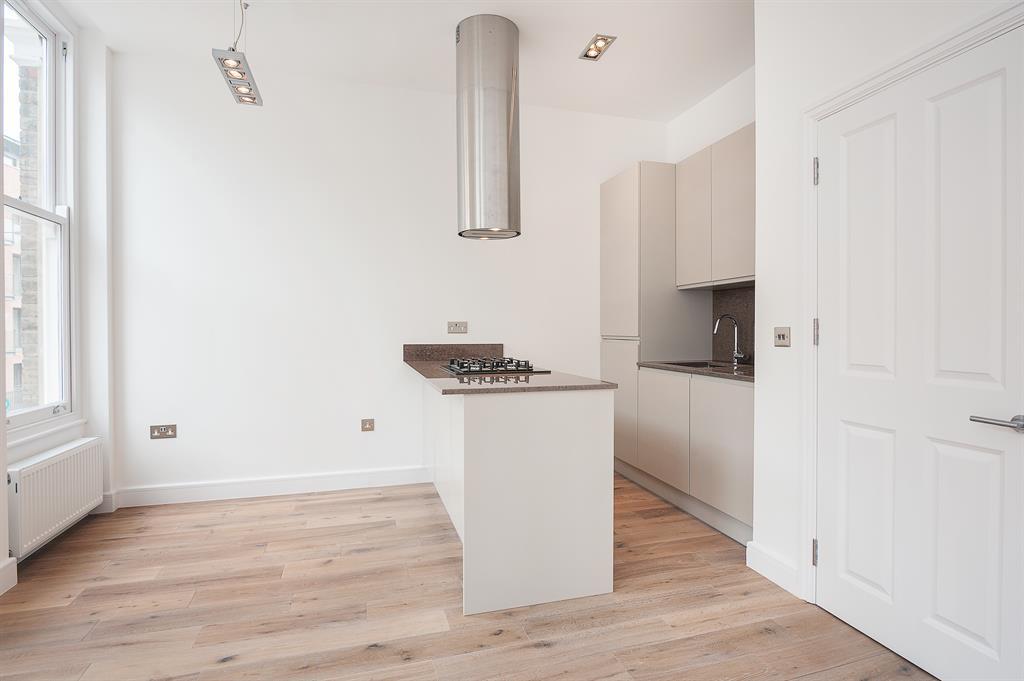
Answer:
top-left (579, 34), bottom-right (616, 61)
top-left (212, 1), bottom-right (263, 106)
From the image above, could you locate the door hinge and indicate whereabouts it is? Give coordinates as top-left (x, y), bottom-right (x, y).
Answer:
top-left (812, 538), bottom-right (819, 566)
top-left (813, 318), bottom-right (820, 345)
top-left (813, 157), bottom-right (819, 186)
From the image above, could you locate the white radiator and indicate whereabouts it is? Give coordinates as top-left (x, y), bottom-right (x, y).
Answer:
top-left (7, 437), bottom-right (103, 560)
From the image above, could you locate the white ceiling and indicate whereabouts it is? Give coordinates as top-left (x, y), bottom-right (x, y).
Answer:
top-left (62, 0), bottom-right (753, 122)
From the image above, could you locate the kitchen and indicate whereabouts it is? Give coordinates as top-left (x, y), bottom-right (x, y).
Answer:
top-left (400, 13), bottom-right (756, 615)
top-left (0, 2), bottom-right (1021, 680)
top-left (600, 124), bottom-right (757, 546)
top-left (402, 119), bottom-right (757, 610)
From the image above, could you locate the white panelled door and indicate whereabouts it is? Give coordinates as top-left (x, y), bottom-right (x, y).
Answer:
top-left (817, 29), bottom-right (1023, 681)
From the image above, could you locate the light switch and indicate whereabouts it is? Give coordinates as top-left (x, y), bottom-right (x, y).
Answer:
top-left (774, 327), bottom-right (792, 347)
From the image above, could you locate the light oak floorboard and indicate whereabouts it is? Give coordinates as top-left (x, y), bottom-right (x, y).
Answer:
top-left (0, 476), bottom-right (931, 680)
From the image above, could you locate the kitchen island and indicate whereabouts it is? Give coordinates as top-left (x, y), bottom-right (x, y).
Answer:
top-left (405, 343), bottom-right (616, 615)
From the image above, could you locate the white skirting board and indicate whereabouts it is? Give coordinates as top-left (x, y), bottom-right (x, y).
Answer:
top-left (614, 459), bottom-right (752, 545)
top-left (91, 493), bottom-right (118, 514)
top-left (112, 465), bottom-right (432, 508)
top-left (745, 541), bottom-right (803, 599)
top-left (0, 556), bottom-right (16, 595)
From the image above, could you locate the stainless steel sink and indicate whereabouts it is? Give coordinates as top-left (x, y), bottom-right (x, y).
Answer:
top-left (664, 360), bottom-right (733, 369)
top-left (661, 360), bottom-right (754, 376)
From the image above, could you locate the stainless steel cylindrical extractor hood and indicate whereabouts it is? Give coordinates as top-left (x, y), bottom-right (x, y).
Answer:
top-left (456, 14), bottom-right (520, 239)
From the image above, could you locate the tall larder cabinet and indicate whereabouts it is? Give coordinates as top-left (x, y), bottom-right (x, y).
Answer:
top-left (600, 161), bottom-right (711, 465)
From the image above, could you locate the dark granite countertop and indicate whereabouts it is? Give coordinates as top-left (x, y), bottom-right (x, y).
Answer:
top-left (403, 344), bottom-right (616, 395)
top-left (638, 360), bottom-right (755, 383)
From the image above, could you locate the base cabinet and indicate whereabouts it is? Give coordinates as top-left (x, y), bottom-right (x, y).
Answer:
top-left (422, 386), bottom-right (614, 615)
top-left (689, 376), bottom-right (754, 525)
top-left (637, 368), bottom-right (690, 492)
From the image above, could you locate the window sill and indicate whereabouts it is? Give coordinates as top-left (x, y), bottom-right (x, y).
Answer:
top-left (7, 413), bottom-right (88, 460)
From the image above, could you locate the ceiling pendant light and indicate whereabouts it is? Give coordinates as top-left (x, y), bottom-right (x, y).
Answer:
top-left (212, 0), bottom-right (263, 106)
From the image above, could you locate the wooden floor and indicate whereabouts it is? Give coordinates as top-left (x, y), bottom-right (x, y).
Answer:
top-left (0, 475), bottom-right (932, 681)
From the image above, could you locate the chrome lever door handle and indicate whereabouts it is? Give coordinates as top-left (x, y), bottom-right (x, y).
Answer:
top-left (969, 414), bottom-right (1024, 432)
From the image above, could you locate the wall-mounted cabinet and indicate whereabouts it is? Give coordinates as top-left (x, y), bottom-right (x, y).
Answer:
top-left (676, 123), bottom-right (755, 289)
top-left (675, 148), bottom-right (712, 289)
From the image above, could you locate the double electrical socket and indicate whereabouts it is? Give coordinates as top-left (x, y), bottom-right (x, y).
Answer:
top-left (447, 321), bottom-right (468, 334)
top-left (150, 424), bottom-right (177, 439)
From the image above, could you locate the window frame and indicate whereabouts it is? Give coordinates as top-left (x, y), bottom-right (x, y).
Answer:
top-left (2, 0), bottom-right (73, 431)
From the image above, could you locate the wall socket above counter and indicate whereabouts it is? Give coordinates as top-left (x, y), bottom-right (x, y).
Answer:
top-left (447, 321), bottom-right (468, 334)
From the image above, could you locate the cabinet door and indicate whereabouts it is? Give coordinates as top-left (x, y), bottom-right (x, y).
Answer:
top-left (711, 123), bottom-right (755, 282)
top-left (600, 165), bottom-right (640, 337)
top-left (689, 376), bottom-right (753, 525)
top-left (600, 339), bottom-right (639, 466)
top-left (675, 148), bottom-right (712, 287)
top-left (637, 369), bottom-right (690, 492)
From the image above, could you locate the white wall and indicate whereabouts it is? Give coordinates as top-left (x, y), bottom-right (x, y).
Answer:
top-left (750, 0), bottom-right (1014, 597)
top-left (78, 29), bottom-right (115, 509)
top-left (109, 53), bottom-right (665, 499)
top-left (0, 11), bottom-right (11, 595)
top-left (666, 66), bottom-right (754, 162)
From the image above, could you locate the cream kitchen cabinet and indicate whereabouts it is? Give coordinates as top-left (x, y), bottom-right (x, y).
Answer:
top-left (601, 160), bottom-right (711, 466)
top-left (710, 124), bottom-right (755, 283)
top-left (600, 165), bottom-right (640, 338)
top-left (675, 123), bottom-right (755, 289)
top-left (601, 339), bottom-right (639, 467)
top-left (601, 162), bottom-right (711, 361)
top-left (675, 147), bottom-right (712, 288)
top-left (689, 375), bottom-right (754, 525)
top-left (636, 368), bottom-right (690, 492)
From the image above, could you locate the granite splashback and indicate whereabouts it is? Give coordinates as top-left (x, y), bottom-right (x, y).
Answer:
top-left (712, 285), bottom-right (755, 364)
top-left (403, 343), bottom-right (504, 362)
